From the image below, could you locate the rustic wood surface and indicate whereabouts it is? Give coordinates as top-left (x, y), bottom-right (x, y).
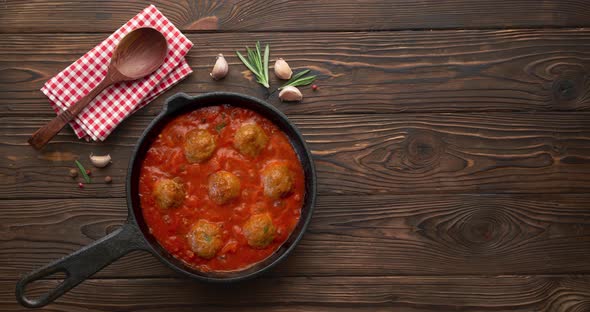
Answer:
top-left (3, 113), bottom-right (590, 199)
top-left (1, 1), bottom-right (590, 311)
top-left (2, 276), bottom-right (590, 311)
top-left (2, 195), bottom-right (590, 280)
top-left (3, 30), bottom-right (590, 115)
top-left (1, 0), bottom-right (590, 32)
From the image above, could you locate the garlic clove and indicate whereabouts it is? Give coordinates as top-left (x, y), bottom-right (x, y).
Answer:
top-left (210, 54), bottom-right (228, 80)
top-left (279, 86), bottom-right (303, 102)
top-left (89, 153), bottom-right (112, 168)
top-left (274, 58), bottom-right (292, 80)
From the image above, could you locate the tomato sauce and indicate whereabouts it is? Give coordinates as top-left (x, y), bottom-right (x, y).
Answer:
top-left (139, 105), bottom-right (305, 272)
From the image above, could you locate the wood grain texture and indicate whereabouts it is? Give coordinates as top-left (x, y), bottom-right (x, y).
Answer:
top-left (3, 1), bottom-right (590, 310)
top-left (2, 113), bottom-right (590, 198)
top-left (2, 276), bottom-right (590, 311)
top-left (3, 194), bottom-right (590, 279)
top-left (2, 30), bottom-right (590, 115)
top-left (1, 0), bottom-right (590, 33)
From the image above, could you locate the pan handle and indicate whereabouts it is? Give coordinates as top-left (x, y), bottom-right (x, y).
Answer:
top-left (162, 92), bottom-right (192, 114)
top-left (15, 221), bottom-right (147, 308)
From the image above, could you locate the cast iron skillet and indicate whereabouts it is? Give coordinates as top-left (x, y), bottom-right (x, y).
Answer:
top-left (16, 92), bottom-right (317, 308)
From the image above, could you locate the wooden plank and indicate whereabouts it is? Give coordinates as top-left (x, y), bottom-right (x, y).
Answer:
top-left (2, 30), bottom-right (590, 115)
top-left (1, 0), bottom-right (589, 33)
top-left (3, 194), bottom-right (590, 279)
top-left (1, 112), bottom-right (590, 199)
top-left (2, 276), bottom-right (590, 311)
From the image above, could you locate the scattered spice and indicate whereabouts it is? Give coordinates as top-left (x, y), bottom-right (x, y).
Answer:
top-left (74, 160), bottom-right (91, 183)
top-left (69, 168), bottom-right (78, 178)
top-left (86, 169), bottom-right (92, 176)
top-left (236, 41), bottom-right (270, 88)
top-left (104, 176), bottom-right (113, 184)
top-left (312, 84), bottom-right (318, 91)
top-left (78, 182), bottom-right (84, 188)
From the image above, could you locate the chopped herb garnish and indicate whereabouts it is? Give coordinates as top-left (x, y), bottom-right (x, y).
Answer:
top-left (215, 122), bottom-right (227, 132)
top-left (74, 160), bottom-right (91, 183)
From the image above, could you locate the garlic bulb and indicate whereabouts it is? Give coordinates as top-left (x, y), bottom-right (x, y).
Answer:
top-left (274, 58), bottom-right (292, 80)
top-left (279, 86), bottom-right (303, 102)
top-left (210, 54), bottom-right (228, 80)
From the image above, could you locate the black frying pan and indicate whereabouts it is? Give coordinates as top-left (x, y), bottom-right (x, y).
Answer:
top-left (16, 92), bottom-right (317, 308)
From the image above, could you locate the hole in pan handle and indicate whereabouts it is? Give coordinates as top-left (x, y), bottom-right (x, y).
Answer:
top-left (15, 222), bottom-right (147, 308)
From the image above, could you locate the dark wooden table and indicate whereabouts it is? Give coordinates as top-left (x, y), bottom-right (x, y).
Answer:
top-left (2, 1), bottom-right (590, 311)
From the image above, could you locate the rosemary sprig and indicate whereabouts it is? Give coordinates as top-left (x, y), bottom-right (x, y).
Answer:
top-left (236, 41), bottom-right (270, 88)
top-left (74, 160), bottom-right (91, 183)
top-left (287, 69), bottom-right (310, 83)
top-left (278, 69), bottom-right (317, 90)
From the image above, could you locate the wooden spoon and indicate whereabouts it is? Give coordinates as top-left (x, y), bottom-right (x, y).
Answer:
top-left (28, 27), bottom-right (168, 149)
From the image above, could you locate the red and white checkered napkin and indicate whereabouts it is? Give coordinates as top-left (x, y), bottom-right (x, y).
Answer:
top-left (41, 5), bottom-right (193, 141)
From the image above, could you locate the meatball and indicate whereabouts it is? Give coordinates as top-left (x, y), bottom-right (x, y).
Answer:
top-left (208, 171), bottom-right (241, 204)
top-left (234, 123), bottom-right (269, 158)
top-left (243, 213), bottom-right (276, 248)
top-left (184, 129), bottom-right (216, 163)
top-left (261, 163), bottom-right (294, 199)
top-left (187, 220), bottom-right (223, 259)
top-left (153, 178), bottom-right (185, 209)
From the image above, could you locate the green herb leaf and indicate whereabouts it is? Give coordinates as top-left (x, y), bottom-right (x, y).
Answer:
top-left (263, 44), bottom-right (269, 86)
top-left (215, 122), bottom-right (227, 132)
top-left (278, 73), bottom-right (317, 90)
top-left (236, 51), bottom-right (259, 76)
top-left (255, 42), bottom-right (262, 67)
top-left (290, 75), bottom-right (316, 86)
top-left (74, 160), bottom-right (91, 183)
top-left (255, 41), bottom-right (261, 54)
top-left (246, 47), bottom-right (258, 70)
top-left (290, 69), bottom-right (310, 82)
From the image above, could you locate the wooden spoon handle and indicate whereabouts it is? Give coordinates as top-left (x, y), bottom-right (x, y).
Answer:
top-left (28, 77), bottom-right (114, 149)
